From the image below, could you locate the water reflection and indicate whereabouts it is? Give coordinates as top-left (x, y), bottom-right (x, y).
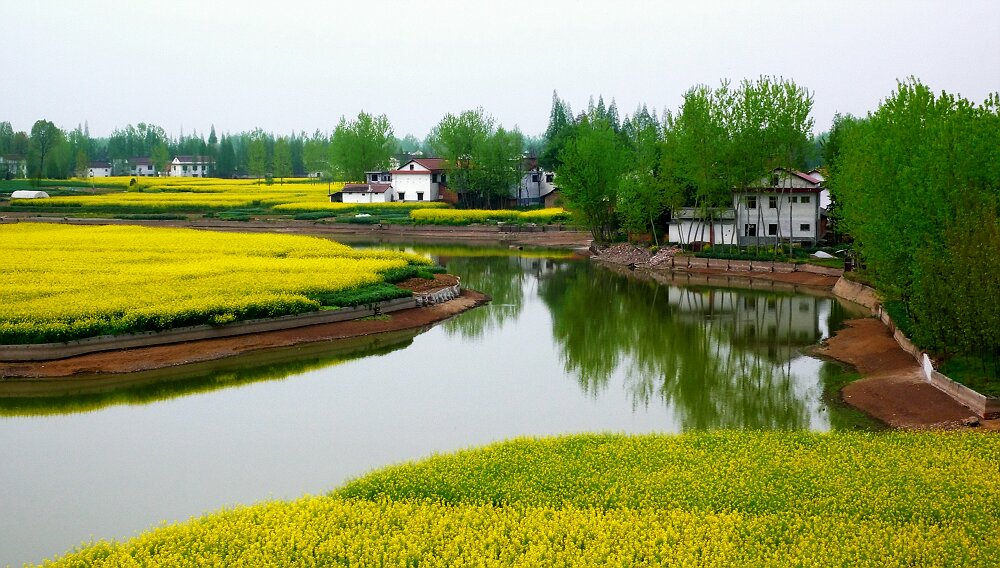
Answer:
top-left (537, 264), bottom-right (865, 429)
top-left (0, 329), bottom-right (418, 417)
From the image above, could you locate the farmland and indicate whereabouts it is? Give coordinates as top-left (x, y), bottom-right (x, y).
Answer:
top-left (38, 431), bottom-right (1000, 566)
top-left (0, 223), bottom-right (432, 344)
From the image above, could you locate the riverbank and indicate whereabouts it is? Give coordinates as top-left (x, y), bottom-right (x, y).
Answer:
top-left (0, 289), bottom-right (489, 379)
top-left (591, 244), bottom-right (997, 430)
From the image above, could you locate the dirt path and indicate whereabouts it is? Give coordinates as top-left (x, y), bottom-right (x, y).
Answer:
top-left (816, 318), bottom-right (996, 429)
top-left (0, 290), bottom-right (489, 379)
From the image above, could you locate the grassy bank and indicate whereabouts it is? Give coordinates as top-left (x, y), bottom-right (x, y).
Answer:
top-left (0, 224), bottom-right (433, 344)
top-left (38, 431), bottom-right (1000, 566)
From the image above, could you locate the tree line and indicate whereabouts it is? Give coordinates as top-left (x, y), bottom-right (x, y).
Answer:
top-left (543, 78), bottom-right (817, 244)
top-left (828, 79), bottom-right (1000, 372)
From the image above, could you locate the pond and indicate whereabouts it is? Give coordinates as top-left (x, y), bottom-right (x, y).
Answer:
top-left (0, 241), bottom-right (872, 565)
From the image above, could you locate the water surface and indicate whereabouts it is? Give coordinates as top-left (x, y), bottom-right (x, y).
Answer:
top-left (0, 242), bottom-right (870, 565)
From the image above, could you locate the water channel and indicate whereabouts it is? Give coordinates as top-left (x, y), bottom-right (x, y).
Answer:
top-left (0, 241), bottom-right (872, 565)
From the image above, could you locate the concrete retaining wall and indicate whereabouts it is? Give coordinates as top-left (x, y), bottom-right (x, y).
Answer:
top-left (832, 276), bottom-right (999, 419)
top-left (651, 256), bottom-right (844, 277)
top-left (0, 296), bottom-right (425, 363)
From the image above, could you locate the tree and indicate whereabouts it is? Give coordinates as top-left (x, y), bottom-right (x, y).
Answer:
top-left (215, 135), bottom-right (236, 178)
top-left (330, 111), bottom-right (395, 181)
top-left (28, 119), bottom-right (63, 182)
top-left (555, 116), bottom-right (628, 242)
top-left (151, 142), bottom-right (171, 176)
top-left (0, 121), bottom-right (14, 155)
top-left (273, 137), bottom-right (292, 183)
top-left (247, 129), bottom-right (268, 183)
top-left (617, 106), bottom-right (666, 243)
top-left (539, 91), bottom-right (575, 171)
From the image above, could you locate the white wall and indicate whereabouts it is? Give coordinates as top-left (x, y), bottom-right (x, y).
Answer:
top-left (734, 192), bottom-right (820, 242)
top-left (88, 167), bottom-right (111, 177)
top-left (668, 220), bottom-right (736, 245)
top-left (394, 174), bottom-right (438, 201)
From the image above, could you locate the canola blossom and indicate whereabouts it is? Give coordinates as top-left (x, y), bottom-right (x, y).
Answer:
top-left (0, 224), bottom-right (430, 344)
top-left (38, 431), bottom-right (1000, 566)
top-left (410, 207), bottom-right (570, 225)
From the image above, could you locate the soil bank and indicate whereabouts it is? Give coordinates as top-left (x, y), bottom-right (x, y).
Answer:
top-left (0, 290), bottom-right (489, 379)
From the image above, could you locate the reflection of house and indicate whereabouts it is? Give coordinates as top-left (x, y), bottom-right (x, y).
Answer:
top-left (88, 161), bottom-right (112, 177)
top-left (511, 158), bottom-right (556, 206)
top-left (0, 155), bottom-right (27, 179)
top-left (668, 168), bottom-right (827, 246)
top-left (339, 183), bottom-right (397, 203)
top-left (169, 156), bottom-right (214, 177)
top-left (665, 286), bottom-right (822, 362)
top-left (128, 157), bottom-right (158, 177)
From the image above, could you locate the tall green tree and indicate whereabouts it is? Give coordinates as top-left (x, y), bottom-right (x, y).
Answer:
top-left (247, 129), bottom-right (268, 183)
top-left (556, 116), bottom-right (628, 242)
top-left (539, 91), bottom-right (575, 171)
top-left (28, 119), bottom-right (63, 181)
top-left (330, 111), bottom-right (395, 181)
top-left (151, 142), bottom-right (171, 176)
top-left (273, 137), bottom-right (292, 183)
top-left (617, 106), bottom-right (666, 243)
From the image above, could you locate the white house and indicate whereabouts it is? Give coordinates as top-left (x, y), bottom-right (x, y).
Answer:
top-left (388, 158), bottom-right (447, 202)
top-left (339, 183), bottom-right (397, 204)
top-left (129, 157), bottom-right (158, 177)
top-left (169, 155), bottom-right (214, 177)
top-left (668, 168), bottom-right (826, 246)
top-left (0, 155), bottom-right (27, 179)
top-left (512, 158), bottom-right (556, 206)
top-left (87, 161), bottom-right (112, 177)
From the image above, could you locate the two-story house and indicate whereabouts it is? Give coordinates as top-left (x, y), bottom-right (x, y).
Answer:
top-left (511, 158), bottom-right (556, 206)
top-left (668, 168), bottom-right (827, 246)
top-left (0, 155), bottom-right (27, 179)
top-left (362, 158), bottom-right (447, 202)
top-left (169, 156), bottom-right (214, 177)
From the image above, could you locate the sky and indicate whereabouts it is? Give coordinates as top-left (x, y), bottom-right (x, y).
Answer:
top-left (4, 0), bottom-right (999, 139)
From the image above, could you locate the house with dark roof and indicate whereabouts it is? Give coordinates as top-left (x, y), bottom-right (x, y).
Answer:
top-left (338, 183), bottom-right (397, 204)
top-left (169, 155), bottom-right (214, 177)
top-left (87, 161), bottom-right (112, 177)
top-left (128, 157), bottom-right (158, 177)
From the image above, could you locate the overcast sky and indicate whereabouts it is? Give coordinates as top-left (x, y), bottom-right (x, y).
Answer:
top-left (5, 0), bottom-right (998, 139)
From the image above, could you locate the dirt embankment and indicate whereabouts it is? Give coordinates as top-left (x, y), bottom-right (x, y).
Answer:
top-left (0, 288), bottom-right (489, 379)
top-left (815, 318), bottom-right (997, 430)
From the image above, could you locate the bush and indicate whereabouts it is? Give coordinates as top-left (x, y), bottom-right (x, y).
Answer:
top-left (307, 283), bottom-right (412, 308)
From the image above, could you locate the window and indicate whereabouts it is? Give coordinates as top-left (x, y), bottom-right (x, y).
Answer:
top-left (799, 301), bottom-right (810, 312)
top-left (768, 196), bottom-right (777, 208)
top-left (767, 298), bottom-right (777, 312)
top-left (768, 224), bottom-right (778, 236)
top-left (770, 174), bottom-right (779, 186)
top-left (381, 174), bottom-right (391, 182)
top-left (545, 173), bottom-right (553, 183)
top-left (370, 174), bottom-right (378, 182)
top-left (746, 196), bottom-right (757, 209)
top-left (147, 165), bottom-right (152, 171)
top-left (416, 192), bottom-right (424, 201)
top-left (801, 196), bottom-right (811, 204)
top-left (789, 195), bottom-right (798, 203)
top-left (743, 297), bottom-right (756, 310)
top-left (800, 223), bottom-right (811, 232)
top-left (531, 173), bottom-right (540, 183)
top-left (440, 174), bottom-right (446, 184)
top-left (744, 223), bottom-right (757, 236)
top-left (409, 164), bottom-right (414, 170)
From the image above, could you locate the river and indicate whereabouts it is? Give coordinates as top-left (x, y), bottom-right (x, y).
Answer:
top-left (0, 241), bottom-right (872, 565)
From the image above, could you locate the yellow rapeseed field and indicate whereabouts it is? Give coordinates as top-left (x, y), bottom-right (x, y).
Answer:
top-left (410, 207), bottom-right (570, 224)
top-left (37, 431), bottom-right (1000, 566)
top-left (0, 223), bottom-right (430, 344)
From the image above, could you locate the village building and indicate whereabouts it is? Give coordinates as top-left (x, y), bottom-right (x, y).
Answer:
top-left (87, 161), bottom-right (112, 177)
top-left (668, 168), bottom-right (828, 246)
top-left (0, 155), bottom-right (27, 179)
top-left (128, 157), bottom-right (158, 177)
top-left (169, 156), bottom-right (214, 177)
top-left (388, 158), bottom-right (447, 202)
top-left (338, 183), bottom-right (397, 204)
top-left (511, 158), bottom-right (557, 206)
